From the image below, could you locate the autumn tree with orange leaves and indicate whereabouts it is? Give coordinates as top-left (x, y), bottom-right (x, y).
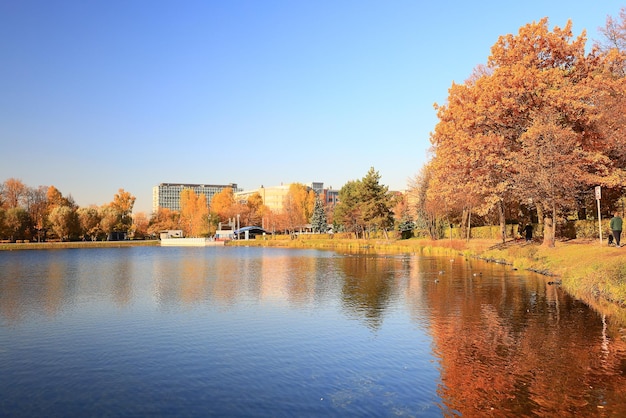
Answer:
top-left (46, 185), bottom-right (79, 241)
top-left (180, 188), bottom-right (209, 237)
top-left (408, 164), bottom-right (448, 239)
top-left (109, 188), bottom-right (136, 234)
top-left (428, 18), bottom-right (626, 246)
top-left (280, 183), bottom-right (316, 234)
top-left (244, 192), bottom-right (269, 227)
top-left (209, 187), bottom-right (236, 225)
top-left (147, 208), bottom-right (180, 237)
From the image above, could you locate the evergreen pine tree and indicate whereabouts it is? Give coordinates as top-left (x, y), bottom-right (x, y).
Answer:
top-left (310, 196), bottom-right (328, 233)
top-left (334, 180), bottom-right (363, 237)
top-left (398, 213), bottom-right (415, 239)
top-left (360, 167), bottom-right (393, 239)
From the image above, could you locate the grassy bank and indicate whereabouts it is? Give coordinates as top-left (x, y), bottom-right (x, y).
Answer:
top-left (0, 240), bottom-right (159, 251)
top-left (480, 239), bottom-right (626, 323)
top-left (230, 236), bottom-right (626, 321)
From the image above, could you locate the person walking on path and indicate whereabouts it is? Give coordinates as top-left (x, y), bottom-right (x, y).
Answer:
top-left (610, 212), bottom-right (622, 247)
top-left (524, 223), bottom-right (533, 242)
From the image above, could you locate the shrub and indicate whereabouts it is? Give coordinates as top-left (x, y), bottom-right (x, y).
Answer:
top-left (574, 220), bottom-right (609, 239)
top-left (557, 220), bottom-right (577, 239)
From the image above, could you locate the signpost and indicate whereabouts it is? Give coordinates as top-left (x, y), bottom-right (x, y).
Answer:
top-left (596, 186), bottom-right (602, 244)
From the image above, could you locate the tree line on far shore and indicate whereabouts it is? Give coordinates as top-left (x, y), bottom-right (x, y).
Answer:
top-left (0, 178), bottom-right (136, 242)
top-left (151, 167), bottom-right (399, 239)
top-left (0, 167), bottom-right (402, 242)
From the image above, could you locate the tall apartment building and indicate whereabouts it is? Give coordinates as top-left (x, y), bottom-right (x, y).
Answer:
top-left (152, 183), bottom-right (239, 213)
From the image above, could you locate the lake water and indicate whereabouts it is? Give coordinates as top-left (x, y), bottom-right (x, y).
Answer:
top-left (1, 246), bottom-right (625, 417)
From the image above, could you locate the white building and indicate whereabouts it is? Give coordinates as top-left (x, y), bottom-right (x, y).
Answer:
top-left (234, 182), bottom-right (339, 213)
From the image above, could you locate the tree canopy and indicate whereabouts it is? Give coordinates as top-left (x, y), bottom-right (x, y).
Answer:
top-left (333, 167), bottom-right (394, 238)
top-left (180, 188), bottom-right (209, 237)
top-left (427, 18), bottom-right (626, 246)
top-left (209, 187), bottom-right (236, 223)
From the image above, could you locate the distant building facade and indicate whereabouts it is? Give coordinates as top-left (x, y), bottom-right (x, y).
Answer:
top-left (152, 182), bottom-right (240, 213)
top-left (234, 182), bottom-right (339, 213)
top-left (321, 187), bottom-right (340, 206)
top-left (234, 184), bottom-right (291, 213)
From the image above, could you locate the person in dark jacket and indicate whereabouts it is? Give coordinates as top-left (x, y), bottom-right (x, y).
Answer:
top-left (524, 224), bottom-right (533, 242)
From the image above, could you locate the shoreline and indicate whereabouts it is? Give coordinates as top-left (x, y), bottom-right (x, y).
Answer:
top-left (0, 240), bottom-right (159, 251)
top-left (2, 236), bottom-right (625, 324)
top-left (228, 236), bottom-right (626, 324)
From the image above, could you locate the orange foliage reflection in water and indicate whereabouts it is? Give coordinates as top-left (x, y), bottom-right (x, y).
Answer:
top-left (419, 257), bottom-right (626, 416)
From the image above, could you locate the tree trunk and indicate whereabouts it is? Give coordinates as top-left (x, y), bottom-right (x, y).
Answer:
top-left (466, 208), bottom-right (472, 242)
top-left (461, 207), bottom-right (469, 240)
top-left (498, 200), bottom-right (506, 244)
top-left (550, 203), bottom-right (556, 247)
top-left (540, 202), bottom-right (557, 247)
top-left (428, 217), bottom-right (437, 240)
top-left (542, 217), bottom-right (554, 247)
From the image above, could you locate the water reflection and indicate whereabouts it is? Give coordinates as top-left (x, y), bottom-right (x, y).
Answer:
top-left (419, 257), bottom-right (626, 416)
top-left (150, 248), bottom-right (342, 308)
top-left (339, 255), bottom-right (401, 329)
top-left (1, 247), bottom-right (625, 416)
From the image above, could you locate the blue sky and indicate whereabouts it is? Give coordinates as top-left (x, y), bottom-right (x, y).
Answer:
top-left (1, 1), bottom-right (623, 213)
